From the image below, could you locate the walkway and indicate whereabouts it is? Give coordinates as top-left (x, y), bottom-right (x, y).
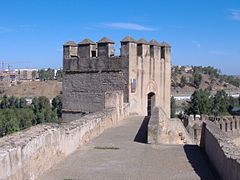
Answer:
top-left (38, 116), bottom-right (218, 180)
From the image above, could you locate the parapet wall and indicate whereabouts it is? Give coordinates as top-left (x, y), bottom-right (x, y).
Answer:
top-left (0, 91), bottom-right (126, 180)
top-left (201, 120), bottom-right (240, 180)
top-left (187, 115), bottom-right (240, 144)
top-left (148, 106), bottom-right (193, 144)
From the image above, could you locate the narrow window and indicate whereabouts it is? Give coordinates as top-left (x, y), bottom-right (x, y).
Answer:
top-left (194, 129), bottom-right (197, 140)
top-left (161, 47), bottom-right (165, 59)
top-left (91, 51), bottom-right (96, 57)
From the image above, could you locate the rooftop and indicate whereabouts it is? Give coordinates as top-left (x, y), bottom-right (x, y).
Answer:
top-left (78, 38), bottom-right (95, 45)
top-left (64, 40), bottom-right (77, 46)
top-left (121, 36), bottom-right (136, 43)
top-left (97, 37), bottom-right (114, 44)
top-left (159, 41), bottom-right (171, 48)
top-left (149, 40), bottom-right (160, 46)
top-left (137, 38), bottom-right (149, 45)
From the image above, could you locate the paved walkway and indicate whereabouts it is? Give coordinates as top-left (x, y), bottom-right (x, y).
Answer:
top-left (38, 116), bottom-right (218, 180)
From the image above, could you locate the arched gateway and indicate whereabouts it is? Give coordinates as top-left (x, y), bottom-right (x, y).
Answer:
top-left (147, 92), bottom-right (156, 116)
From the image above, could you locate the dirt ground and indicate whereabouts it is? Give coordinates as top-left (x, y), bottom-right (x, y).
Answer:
top-left (1, 81), bottom-right (62, 99)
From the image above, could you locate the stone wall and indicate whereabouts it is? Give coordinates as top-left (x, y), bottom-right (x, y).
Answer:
top-left (148, 106), bottom-right (193, 144)
top-left (201, 120), bottom-right (240, 180)
top-left (186, 115), bottom-right (240, 144)
top-left (0, 91), bottom-right (126, 180)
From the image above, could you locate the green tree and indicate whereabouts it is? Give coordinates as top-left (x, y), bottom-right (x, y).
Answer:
top-left (32, 70), bottom-right (37, 81)
top-left (31, 96), bottom-right (59, 124)
top-left (171, 96), bottom-right (176, 118)
top-left (52, 95), bottom-right (62, 119)
top-left (185, 89), bottom-right (212, 115)
top-left (8, 96), bottom-right (16, 108)
top-left (1, 95), bottom-right (8, 109)
top-left (0, 109), bottom-right (19, 137)
top-left (56, 69), bottom-right (63, 81)
top-left (17, 108), bottom-right (35, 130)
top-left (19, 98), bottom-right (27, 108)
top-left (212, 90), bottom-right (234, 116)
top-left (192, 73), bottom-right (202, 88)
top-left (180, 76), bottom-right (187, 88)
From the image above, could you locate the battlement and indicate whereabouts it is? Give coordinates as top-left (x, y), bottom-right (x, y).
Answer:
top-left (63, 36), bottom-right (171, 61)
top-left (187, 115), bottom-right (240, 144)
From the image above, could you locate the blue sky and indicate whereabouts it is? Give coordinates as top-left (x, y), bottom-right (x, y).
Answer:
top-left (0, 0), bottom-right (239, 75)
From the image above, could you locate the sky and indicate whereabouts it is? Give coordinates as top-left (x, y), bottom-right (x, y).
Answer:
top-left (0, 0), bottom-right (239, 75)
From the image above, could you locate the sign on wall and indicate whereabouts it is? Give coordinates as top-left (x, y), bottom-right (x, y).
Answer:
top-left (131, 78), bottom-right (137, 93)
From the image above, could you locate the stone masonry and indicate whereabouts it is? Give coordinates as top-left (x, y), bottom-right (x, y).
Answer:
top-left (62, 36), bottom-right (171, 121)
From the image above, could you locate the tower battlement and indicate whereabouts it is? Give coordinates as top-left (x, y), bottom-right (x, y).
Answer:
top-left (64, 37), bottom-right (170, 59)
top-left (63, 36), bottom-right (171, 72)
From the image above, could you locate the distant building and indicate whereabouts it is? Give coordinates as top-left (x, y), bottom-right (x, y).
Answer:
top-left (184, 66), bottom-right (193, 73)
top-left (0, 70), bottom-right (19, 87)
top-left (18, 69), bottom-right (38, 81)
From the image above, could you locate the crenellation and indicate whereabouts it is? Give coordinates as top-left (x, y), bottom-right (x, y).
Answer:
top-left (160, 41), bottom-right (171, 61)
top-left (120, 37), bottom-right (137, 57)
top-left (137, 38), bottom-right (150, 57)
top-left (187, 115), bottom-right (240, 145)
top-left (149, 40), bottom-right (160, 59)
top-left (97, 37), bottom-right (115, 57)
top-left (78, 38), bottom-right (96, 58)
top-left (63, 40), bottom-right (78, 59)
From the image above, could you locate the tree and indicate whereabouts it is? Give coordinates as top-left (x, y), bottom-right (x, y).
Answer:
top-left (1, 95), bottom-right (8, 109)
top-left (31, 96), bottom-right (59, 124)
top-left (192, 73), bottom-right (202, 88)
top-left (19, 98), bottom-right (27, 108)
top-left (185, 89), bottom-right (237, 116)
top-left (0, 95), bottom-right (60, 137)
top-left (52, 95), bottom-right (62, 119)
top-left (38, 68), bottom-right (55, 81)
top-left (56, 69), bottom-right (63, 81)
top-left (180, 76), bottom-right (187, 88)
top-left (0, 109), bottom-right (19, 137)
top-left (212, 90), bottom-right (233, 116)
top-left (17, 109), bottom-right (35, 130)
top-left (185, 89), bottom-right (212, 115)
top-left (8, 96), bottom-right (16, 108)
top-left (32, 70), bottom-right (37, 81)
top-left (171, 96), bottom-right (176, 118)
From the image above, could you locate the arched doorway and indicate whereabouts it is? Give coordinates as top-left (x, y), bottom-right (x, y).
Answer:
top-left (147, 92), bottom-right (155, 116)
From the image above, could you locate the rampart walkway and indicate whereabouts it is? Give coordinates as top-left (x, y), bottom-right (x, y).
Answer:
top-left (38, 116), bottom-right (218, 180)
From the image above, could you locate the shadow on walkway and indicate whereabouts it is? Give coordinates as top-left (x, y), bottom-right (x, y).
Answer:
top-left (184, 145), bottom-right (221, 180)
top-left (134, 116), bottom-right (150, 143)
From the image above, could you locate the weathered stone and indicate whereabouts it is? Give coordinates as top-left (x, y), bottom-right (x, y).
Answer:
top-left (201, 120), bottom-right (240, 180)
top-left (0, 91), bottom-right (127, 180)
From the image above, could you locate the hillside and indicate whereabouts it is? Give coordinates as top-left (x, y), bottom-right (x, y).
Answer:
top-left (171, 66), bottom-right (240, 95)
top-left (0, 81), bottom-right (62, 99)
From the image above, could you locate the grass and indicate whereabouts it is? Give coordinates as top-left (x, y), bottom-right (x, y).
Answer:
top-left (94, 146), bottom-right (120, 150)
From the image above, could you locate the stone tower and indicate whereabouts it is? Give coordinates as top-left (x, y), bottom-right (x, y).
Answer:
top-left (62, 36), bottom-right (171, 121)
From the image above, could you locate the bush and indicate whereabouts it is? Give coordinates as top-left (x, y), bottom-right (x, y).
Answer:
top-left (0, 95), bottom-right (62, 137)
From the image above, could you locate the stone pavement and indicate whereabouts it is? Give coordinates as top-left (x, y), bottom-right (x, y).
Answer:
top-left (37, 116), bottom-right (218, 180)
